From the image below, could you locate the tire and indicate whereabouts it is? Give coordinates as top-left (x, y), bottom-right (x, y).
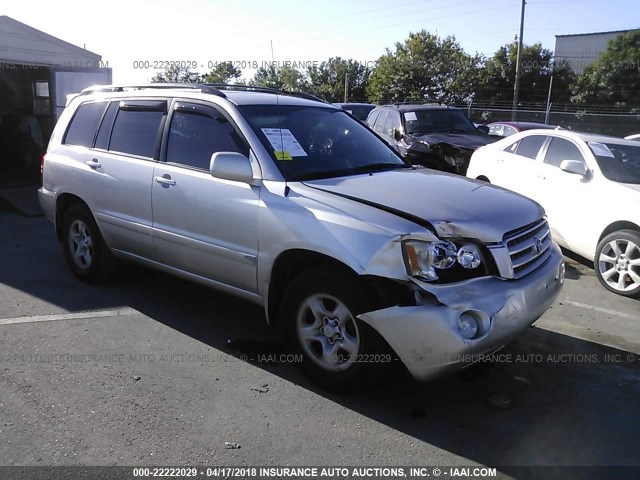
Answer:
top-left (279, 268), bottom-right (388, 392)
top-left (594, 229), bottom-right (640, 298)
top-left (61, 204), bottom-right (116, 282)
top-left (476, 176), bottom-right (490, 183)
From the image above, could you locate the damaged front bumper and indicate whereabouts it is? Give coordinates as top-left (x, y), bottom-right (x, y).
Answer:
top-left (358, 243), bottom-right (565, 381)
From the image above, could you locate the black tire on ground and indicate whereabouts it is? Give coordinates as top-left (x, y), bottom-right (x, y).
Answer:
top-left (61, 204), bottom-right (117, 282)
top-left (279, 268), bottom-right (389, 393)
top-left (594, 229), bottom-right (640, 298)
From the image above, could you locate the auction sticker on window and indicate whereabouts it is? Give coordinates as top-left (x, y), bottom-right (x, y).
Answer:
top-left (589, 141), bottom-right (614, 157)
top-left (262, 128), bottom-right (308, 157)
top-left (404, 112), bottom-right (418, 121)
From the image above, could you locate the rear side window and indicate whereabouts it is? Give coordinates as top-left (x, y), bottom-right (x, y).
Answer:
top-left (515, 135), bottom-right (547, 160)
top-left (374, 110), bottom-right (389, 133)
top-left (63, 101), bottom-right (108, 147)
top-left (366, 109), bottom-right (380, 128)
top-left (109, 102), bottom-right (166, 158)
top-left (543, 137), bottom-right (584, 167)
top-left (166, 105), bottom-right (248, 170)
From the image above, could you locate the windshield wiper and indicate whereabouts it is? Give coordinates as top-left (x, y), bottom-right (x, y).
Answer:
top-left (437, 128), bottom-right (472, 133)
top-left (349, 162), bottom-right (412, 173)
top-left (289, 163), bottom-right (410, 181)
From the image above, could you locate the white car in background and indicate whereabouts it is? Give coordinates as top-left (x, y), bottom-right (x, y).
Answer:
top-left (467, 129), bottom-right (640, 297)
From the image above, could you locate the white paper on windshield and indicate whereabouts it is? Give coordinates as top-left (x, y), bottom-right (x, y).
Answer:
top-left (261, 128), bottom-right (308, 157)
top-left (589, 141), bottom-right (614, 157)
top-left (404, 112), bottom-right (417, 121)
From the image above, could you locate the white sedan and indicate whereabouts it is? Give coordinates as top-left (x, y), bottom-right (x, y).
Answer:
top-left (467, 129), bottom-right (640, 297)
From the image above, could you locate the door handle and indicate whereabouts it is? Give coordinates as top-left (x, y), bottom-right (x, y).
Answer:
top-left (86, 158), bottom-right (101, 169)
top-left (155, 175), bottom-right (176, 187)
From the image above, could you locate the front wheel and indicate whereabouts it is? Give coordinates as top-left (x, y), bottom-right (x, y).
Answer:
top-left (280, 268), bottom-right (388, 392)
top-left (595, 230), bottom-right (640, 297)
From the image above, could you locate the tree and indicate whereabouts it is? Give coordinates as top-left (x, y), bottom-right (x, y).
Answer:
top-left (571, 30), bottom-right (640, 108)
top-left (202, 62), bottom-right (242, 84)
top-left (250, 64), bottom-right (307, 91)
top-left (150, 64), bottom-right (201, 83)
top-left (306, 57), bottom-right (372, 102)
top-left (367, 31), bottom-right (479, 104)
top-left (474, 42), bottom-right (575, 106)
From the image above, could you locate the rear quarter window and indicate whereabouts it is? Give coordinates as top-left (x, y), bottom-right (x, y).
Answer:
top-left (63, 101), bottom-right (108, 147)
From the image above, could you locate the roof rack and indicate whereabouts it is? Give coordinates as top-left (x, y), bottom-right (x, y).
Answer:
top-left (202, 83), bottom-right (326, 103)
top-left (79, 83), bottom-right (226, 97)
top-left (78, 83), bottom-right (327, 104)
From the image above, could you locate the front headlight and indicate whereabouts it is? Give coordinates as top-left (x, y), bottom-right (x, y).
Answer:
top-left (403, 240), bottom-right (484, 282)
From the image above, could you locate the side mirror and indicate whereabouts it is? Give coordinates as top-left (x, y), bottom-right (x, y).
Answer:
top-left (210, 152), bottom-right (253, 183)
top-left (477, 125), bottom-right (490, 134)
top-left (393, 128), bottom-right (403, 141)
top-left (560, 160), bottom-right (587, 176)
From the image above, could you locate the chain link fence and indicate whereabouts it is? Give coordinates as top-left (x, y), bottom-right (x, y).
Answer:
top-left (456, 104), bottom-right (640, 138)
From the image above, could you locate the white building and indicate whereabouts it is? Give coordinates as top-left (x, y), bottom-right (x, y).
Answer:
top-left (554, 30), bottom-right (632, 75)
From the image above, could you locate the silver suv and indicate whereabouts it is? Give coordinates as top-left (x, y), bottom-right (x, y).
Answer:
top-left (39, 84), bottom-right (565, 391)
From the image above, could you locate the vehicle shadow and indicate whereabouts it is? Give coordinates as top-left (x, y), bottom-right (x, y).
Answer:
top-left (1, 212), bottom-right (639, 478)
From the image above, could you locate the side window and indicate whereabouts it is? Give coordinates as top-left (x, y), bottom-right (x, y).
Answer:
top-left (543, 137), bottom-right (584, 168)
top-left (489, 125), bottom-right (503, 136)
top-left (94, 102), bottom-right (118, 150)
top-left (63, 101), bottom-right (108, 147)
top-left (374, 110), bottom-right (389, 133)
top-left (515, 135), bottom-right (547, 160)
top-left (109, 101), bottom-right (166, 158)
top-left (166, 105), bottom-right (249, 170)
top-left (383, 111), bottom-right (398, 135)
top-left (366, 109), bottom-right (380, 128)
top-left (503, 126), bottom-right (517, 136)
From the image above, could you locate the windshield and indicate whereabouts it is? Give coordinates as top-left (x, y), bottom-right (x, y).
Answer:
top-left (238, 105), bottom-right (409, 181)
top-left (589, 142), bottom-right (640, 184)
top-left (404, 109), bottom-right (477, 135)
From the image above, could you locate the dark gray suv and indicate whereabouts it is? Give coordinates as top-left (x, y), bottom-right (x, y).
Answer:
top-left (366, 104), bottom-right (496, 175)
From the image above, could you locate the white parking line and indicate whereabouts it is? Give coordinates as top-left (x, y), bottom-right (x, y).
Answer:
top-left (0, 308), bottom-right (139, 325)
top-left (564, 300), bottom-right (640, 321)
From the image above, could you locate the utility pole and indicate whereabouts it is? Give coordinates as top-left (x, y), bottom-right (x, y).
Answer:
top-left (545, 74), bottom-right (554, 124)
top-left (344, 72), bottom-right (348, 102)
top-left (511, 0), bottom-right (526, 121)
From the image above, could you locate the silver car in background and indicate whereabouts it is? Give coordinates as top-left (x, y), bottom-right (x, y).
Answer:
top-left (39, 84), bottom-right (564, 391)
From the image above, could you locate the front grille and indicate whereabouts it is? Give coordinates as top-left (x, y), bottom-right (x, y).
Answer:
top-left (504, 218), bottom-right (552, 279)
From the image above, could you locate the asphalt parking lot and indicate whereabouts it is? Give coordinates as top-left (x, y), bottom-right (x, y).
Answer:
top-left (0, 199), bottom-right (639, 479)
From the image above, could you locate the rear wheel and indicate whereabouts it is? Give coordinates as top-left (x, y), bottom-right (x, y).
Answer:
top-left (280, 268), bottom-right (387, 392)
top-left (62, 204), bottom-right (116, 282)
top-left (595, 230), bottom-right (640, 297)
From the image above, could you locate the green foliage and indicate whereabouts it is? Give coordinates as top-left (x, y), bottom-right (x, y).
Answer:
top-left (306, 57), bottom-right (372, 102)
top-left (571, 30), bottom-right (640, 108)
top-left (475, 42), bottom-right (575, 105)
top-left (149, 64), bottom-right (201, 83)
top-left (250, 64), bottom-right (308, 91)
top-left (366, 31), bottom-right (479, 104)
top-left (202, 62), bottom-right (242, 84)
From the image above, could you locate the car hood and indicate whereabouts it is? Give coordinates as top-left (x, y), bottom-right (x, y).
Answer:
top-left (300, 169), bottom-right (545, 243)
top-left (411, 132), bottom-right (497, 150)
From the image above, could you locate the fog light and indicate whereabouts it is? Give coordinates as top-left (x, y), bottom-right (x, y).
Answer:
top-left (558, 262), bottom-right (566, 284)
top-left (458, 312), bottom-right (479, 339)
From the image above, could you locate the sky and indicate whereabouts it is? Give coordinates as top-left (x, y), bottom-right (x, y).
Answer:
top-left (3, 0), bottom-right (639, 83)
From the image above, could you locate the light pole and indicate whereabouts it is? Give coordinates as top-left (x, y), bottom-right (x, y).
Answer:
top-left (511, 0), bottom-right (526, 121)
